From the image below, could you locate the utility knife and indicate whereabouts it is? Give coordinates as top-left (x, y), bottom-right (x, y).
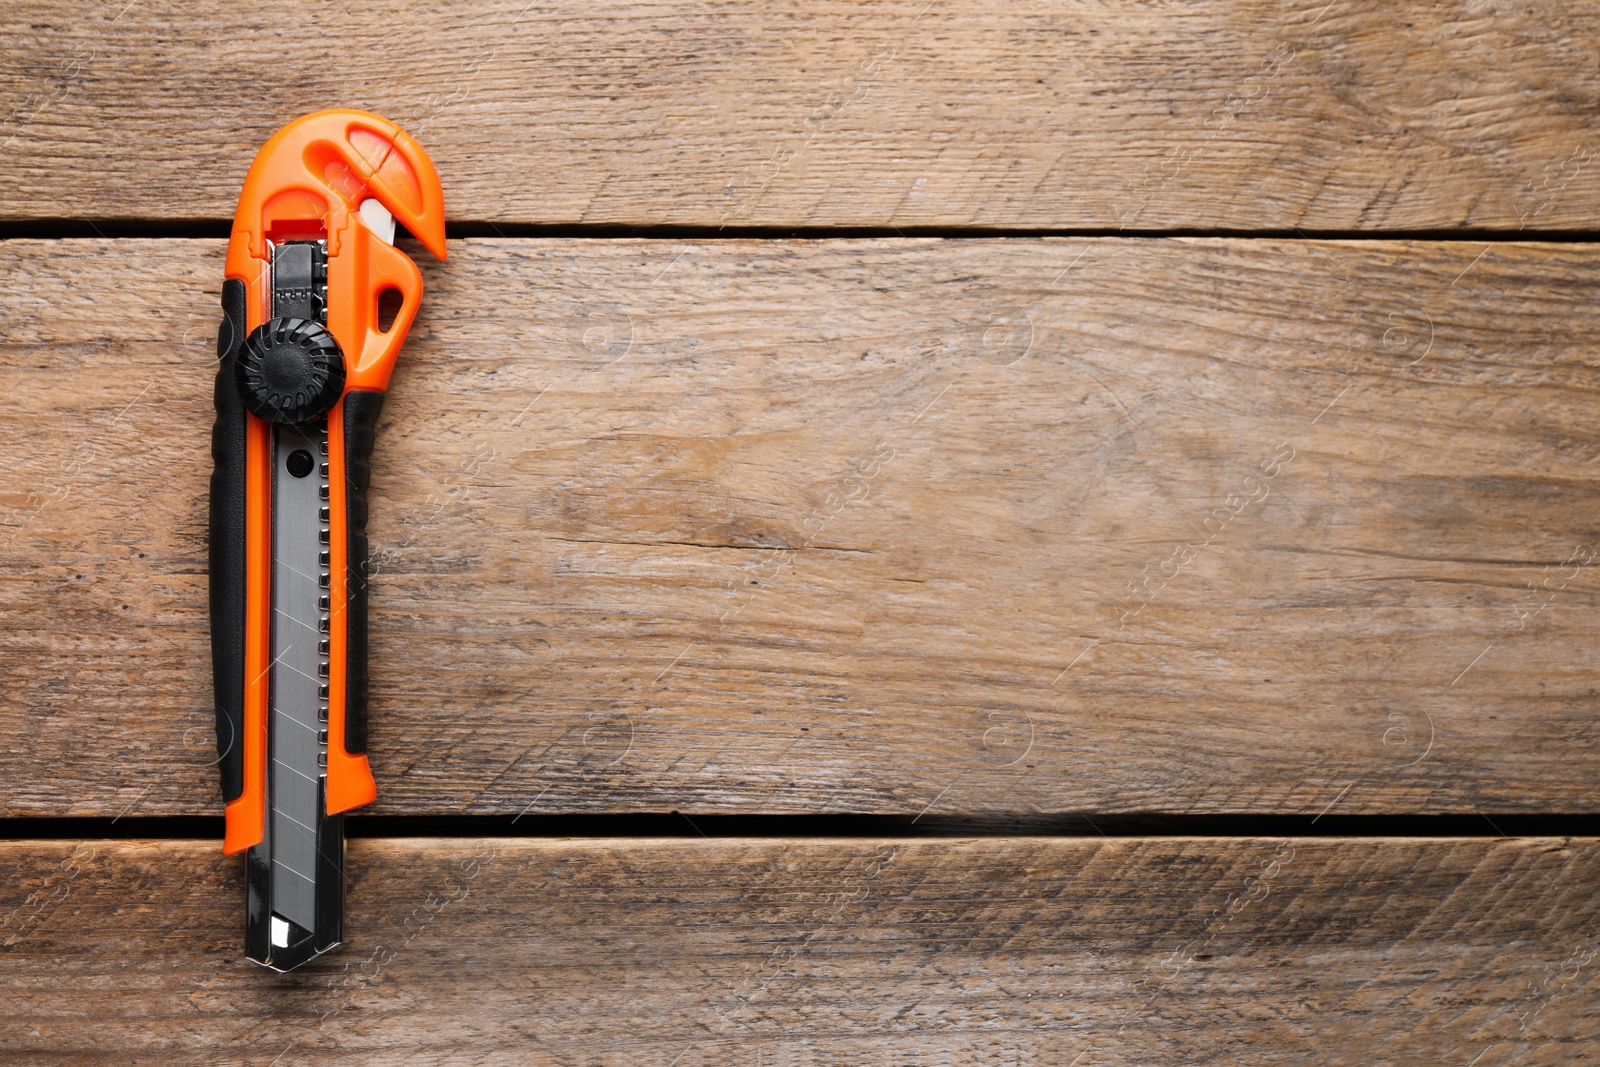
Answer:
top-left (210, 109), bottom-right (446, 971)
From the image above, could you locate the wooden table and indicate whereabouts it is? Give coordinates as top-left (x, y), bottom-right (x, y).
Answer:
top-left (2, 2), bottom-right (1597, 1062)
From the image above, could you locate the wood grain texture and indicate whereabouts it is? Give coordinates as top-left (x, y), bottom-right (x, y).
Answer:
top-left (3, 237), bottom-right (1599, 819)
top-left (0, 836), bottom-right (1595, 1065)
top-left (3, 1), bottom-right (1600, 230)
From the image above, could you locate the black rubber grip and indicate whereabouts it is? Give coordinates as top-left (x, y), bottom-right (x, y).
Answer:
top-left (341, 390), bottom-right (385, 756)
top-left (209, 279), bottom-right (249, 802)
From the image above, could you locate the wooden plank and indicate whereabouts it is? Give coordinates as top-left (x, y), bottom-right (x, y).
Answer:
top-left (3, 237), bottom-right (1599, 819)
top-left (0, 836), bottom-right (1594, 1064)
top-left (3, 1), bottom-right (1600, 230)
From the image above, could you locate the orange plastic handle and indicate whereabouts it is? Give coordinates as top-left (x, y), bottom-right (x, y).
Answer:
top-left (221, 111), bottom-right (445, 855)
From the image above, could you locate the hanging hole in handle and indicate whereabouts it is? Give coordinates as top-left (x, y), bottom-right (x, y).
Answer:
top-left (376, 286), bottom-right (403, 333)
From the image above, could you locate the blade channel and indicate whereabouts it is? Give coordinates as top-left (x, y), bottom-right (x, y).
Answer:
top-left (267, 419), bottom-right (329, 935)
top-left (247, 238), bottom-right (344, 971)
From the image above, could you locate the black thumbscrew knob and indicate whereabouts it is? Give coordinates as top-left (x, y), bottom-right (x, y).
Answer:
top-left (235, 318), bottom-right (345, 425)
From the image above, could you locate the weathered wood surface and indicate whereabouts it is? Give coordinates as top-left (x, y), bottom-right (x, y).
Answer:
top-left (0, 837), bottom-right (1594, 1065)
top-left (3, 237), bottom-right (1599, 818)
top-left (4, 1), bottom-right (1600, 230)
